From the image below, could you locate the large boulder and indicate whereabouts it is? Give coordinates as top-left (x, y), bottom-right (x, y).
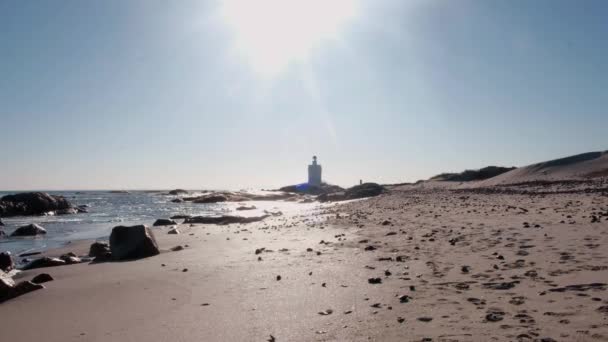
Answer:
top-left (89, 241), bottom-right (111, 258)
top-left (0, 192), bottom-right (72, 217)
top-left (0, 252), bottom-right (14, 272)
top-left (22, 257), bottom-right (66, 270)
top-left (109, 225), bottom-right (159, 260)
top-left (184, 215), bottom-right (270, 225)
top-left (11, 223), bottom-right (47, 237)
top-left (153, 219), bottom-right (177, 226)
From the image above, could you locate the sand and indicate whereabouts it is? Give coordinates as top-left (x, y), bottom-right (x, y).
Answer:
top-left (1, 182), bottom-right (608, 341)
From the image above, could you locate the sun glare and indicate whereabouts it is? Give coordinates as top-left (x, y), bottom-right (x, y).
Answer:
top-left (220, 0), bottom-right (358, 77)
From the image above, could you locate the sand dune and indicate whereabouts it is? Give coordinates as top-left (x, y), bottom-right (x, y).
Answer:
top-left (470, 151), bottom-right (608, 187)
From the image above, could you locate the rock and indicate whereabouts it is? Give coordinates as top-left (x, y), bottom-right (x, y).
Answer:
top-left (171, 245), bottom-right (184, 251)
top-left (170, 214), bottom-right (191, 219)
top-left (31, 273), bottom-right (54, 284)
top-left (76, 205), bottom-right (89, 213)
top-left (11, 223), bottom-right (47, 237)
top-left (171, 198), bottom-right (184, 203)
top-left (168, 228), bottom-right (180, 235)
top-left (168, 189), bottom-right (188, 195)
top-left (109, 225), bottom-right (159, 260)
top-left (344, 183), bottom-right (384, 200)
top-left (89, 242), bottom-right (110, 258)
top-left (153, 219), bottom-right (177, 226)
top-left (1, 270), bottom-right (15, 300)
top-left (236, 205), bottom-right (257, 211)
top-left (184, 215), bottom-right (270, 225)
top-left (0, 230), bottom-right (5, 238)
top-left (1, 273), bottom-right (44, 303)
top-left (0, 218), bottom-right (3, 226)
top-left (22, 257), bottom-right (66, 270)
top-left (192, 195), bottom-right (228, 204)
top-left (56, 208), bottom-right (78, 215)
top-left (317, 192), bottom-right (346, 202)
top-left (0, 192), bottom-right (73, 217)
top-left (368, 277), bottom-right (382, 284)
top-left (12, 281), bottom-right (44, 297)
top-left (0, 252), bottom-right (15, 272)
top-left (60, 253), bottom-right (82, 264)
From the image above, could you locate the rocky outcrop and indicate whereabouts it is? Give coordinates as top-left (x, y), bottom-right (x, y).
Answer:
top-left (170, 214), bottom-right (191, 219)
top-left (153, 219), bottom-right (177, 226)
top-left (168, 189), bottom-right (188, 195)
top-left (171, 198), bottom-right (184, 203)
top-left (184, 215), bottom-right (270, 225)
top-left (89, 241), bottom-right (111, 259)
top-left (279, 183), bottom-right (344, 195)
top-left (192, 195), bottom-right (229, 203)
top-left (10, 223), bottom-right (47, 237)
top-left (182, 191), bottom-right (299, 204)
top-left (0, 252), bottom-right (14, 272)
top-left (22, 257), bottom-right (66, 270)
top-left (109, 225), bottom-right (159, 260)
top-left (344, 183), bottom-right (384, 199)
top-left (318, 183), bottom-right (385, 202)
top-left (0, 192), bottom-right (73, 217)
top-left (1, 272), bottom-right (45, 303)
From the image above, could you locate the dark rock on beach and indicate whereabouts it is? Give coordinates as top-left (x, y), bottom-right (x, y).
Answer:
top-left (59, 253), bottom-right (82, 264)
top-left (109, 225), bottom-right (160, 260)
top-left (1, 272), bottom-right (44, 303)
top-left (10, 223), bottom-right (47, 237)
top-left (31, 273), bottom-right (54, 284)
top-left (22, 257), bottom-right (66, 270)
top-left (184, 215), bottom-right (270, 225)
top-left (153, 219), bottom-right (177, 226)
top-left (0, 252), bottom-right (15, 272)
top-left (89, 242), bottom-right (111, 258)
top-left (0, 192), bottom-right (73, 217)
top-left (170, 214), bottom-right (191, 219)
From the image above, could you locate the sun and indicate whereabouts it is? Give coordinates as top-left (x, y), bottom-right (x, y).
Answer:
top-left (220, 0), bottom-right (358, 77)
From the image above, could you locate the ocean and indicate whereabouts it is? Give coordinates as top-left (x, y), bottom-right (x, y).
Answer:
top-left (0, 190), bottom-right (289, 256)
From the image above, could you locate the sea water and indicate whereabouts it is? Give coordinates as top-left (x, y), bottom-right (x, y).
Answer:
top-left (0, 190), bottom-right (266, 256)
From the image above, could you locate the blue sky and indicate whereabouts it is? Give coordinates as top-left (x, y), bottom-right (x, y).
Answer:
top-left (1, 0), bottom-right (606, 190)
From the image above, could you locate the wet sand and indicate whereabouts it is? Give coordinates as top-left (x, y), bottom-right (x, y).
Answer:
top-left (1, 183), bottom-right (607, 341)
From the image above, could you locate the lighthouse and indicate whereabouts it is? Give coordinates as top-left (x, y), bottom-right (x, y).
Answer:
top-left (308, 156), bottom-right (322, 187)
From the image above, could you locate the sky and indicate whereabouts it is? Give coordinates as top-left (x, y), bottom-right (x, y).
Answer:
top-left (1, 0), bottom-right (607, 190)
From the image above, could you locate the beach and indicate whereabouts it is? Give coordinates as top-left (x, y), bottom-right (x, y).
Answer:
top-left (1, 181), bottom-right (607, 341)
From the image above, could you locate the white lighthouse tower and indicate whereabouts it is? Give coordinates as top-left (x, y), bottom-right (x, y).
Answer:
top-left (308, 156), bottom-right (322, 187)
